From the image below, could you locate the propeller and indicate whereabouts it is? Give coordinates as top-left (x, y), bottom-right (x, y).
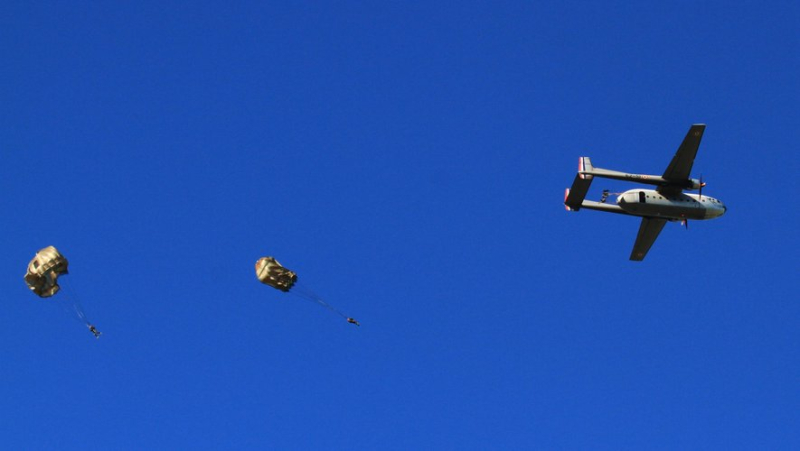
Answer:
top-left (698, 175), bottom-right (706, 200)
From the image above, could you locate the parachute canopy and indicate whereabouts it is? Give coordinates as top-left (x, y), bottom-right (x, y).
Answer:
top-left (25, 246), bottom-right (69, 298)
top-left (255, 256), bottom-right (297, 292)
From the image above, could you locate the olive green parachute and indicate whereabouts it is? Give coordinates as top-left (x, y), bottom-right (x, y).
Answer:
top-left (25, 246), bottom-right (69, 298)
top-left (255, 255), bottom-right (358, 326)
top-left (24, 246), bottom-right (100, 337)
top-left (255, 257), bottom-right (297, 292)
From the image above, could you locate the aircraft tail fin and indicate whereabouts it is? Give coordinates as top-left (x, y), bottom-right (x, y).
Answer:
top-left (564, 189), bottom-right (573, 211)
top-left (579, 157), bottom-right (594, 180)
top-left (565, 161), bottom-right (593, 211)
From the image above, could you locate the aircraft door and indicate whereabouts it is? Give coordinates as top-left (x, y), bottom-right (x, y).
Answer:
top-left (639, 191), bottom-right (646, 203)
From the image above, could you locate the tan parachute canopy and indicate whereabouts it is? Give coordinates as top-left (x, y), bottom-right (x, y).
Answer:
top-left (25, 246), bottom-right (69, 298)
top-left (255, 256), bottom-right (297, 292)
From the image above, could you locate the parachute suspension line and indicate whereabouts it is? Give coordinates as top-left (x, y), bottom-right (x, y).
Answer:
top-left (291, 283), bottom-right (349, 320)
top-left (55, 296), bottom-right (85, 325)
top-left (59, 277), bottom-right (90, 325)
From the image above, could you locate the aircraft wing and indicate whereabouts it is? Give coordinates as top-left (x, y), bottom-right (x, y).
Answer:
top-left (662, 124), bottom-right (705, 182)
top-left (629, 217), bottom-right (668, 261)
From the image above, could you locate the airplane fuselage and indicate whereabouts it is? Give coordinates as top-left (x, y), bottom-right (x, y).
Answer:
top-left (616, 189), bottom-right (726, 221)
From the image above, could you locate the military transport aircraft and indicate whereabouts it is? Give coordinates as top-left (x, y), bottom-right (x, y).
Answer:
top-left (564, 124), bottom-right (726, 261)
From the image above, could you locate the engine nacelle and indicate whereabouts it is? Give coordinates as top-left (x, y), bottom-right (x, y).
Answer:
top-left (688, 178), bottom-right (704, 190)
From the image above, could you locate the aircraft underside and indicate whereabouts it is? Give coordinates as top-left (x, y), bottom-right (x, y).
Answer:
top-left (563, 124), bottom-right (726, 261)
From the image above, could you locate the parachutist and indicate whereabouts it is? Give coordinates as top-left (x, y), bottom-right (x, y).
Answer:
top-left (26, 247), bottom-right (98, 336)
top-left (88, 324), bottom-right (101, 338)
top-left (256, 255), bottom-right (355, 324)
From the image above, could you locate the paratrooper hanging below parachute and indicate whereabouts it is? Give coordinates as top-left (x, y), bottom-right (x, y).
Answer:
top-left (255, 256), bottom-right (359, 327)
top-left (88, 324), bottom-right (102, 338)
top-left (25, 246), bottom-right (101, 338)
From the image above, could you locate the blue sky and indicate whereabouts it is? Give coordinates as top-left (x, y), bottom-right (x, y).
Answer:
top-left (1, 1), bottom-right (798, 449)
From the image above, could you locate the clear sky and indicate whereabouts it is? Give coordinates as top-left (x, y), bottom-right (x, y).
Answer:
top-left (1, 1), bottom-right (798, 449)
